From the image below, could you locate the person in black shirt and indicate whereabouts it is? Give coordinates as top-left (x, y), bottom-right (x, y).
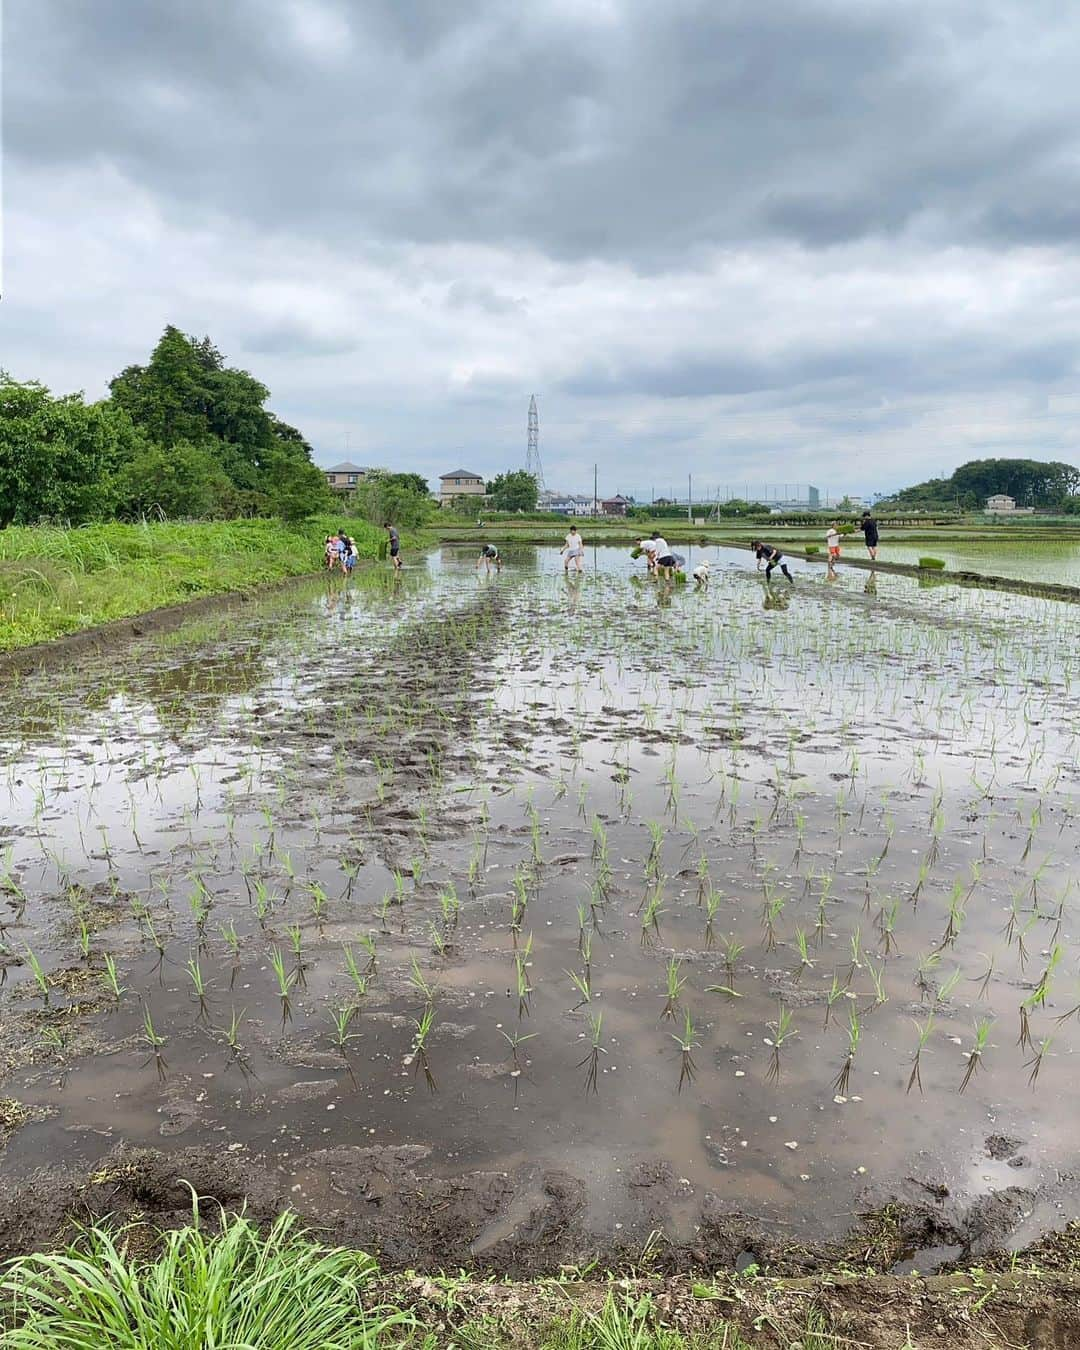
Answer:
top-left (750, 541), bottom-right (793, 584)
top-left (384, 523), bottom-right (402, 570)
top-left (860, 511), bottom-right (879, 560)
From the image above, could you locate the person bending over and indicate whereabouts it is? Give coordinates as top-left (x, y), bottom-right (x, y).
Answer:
top-left (477, 543), bottom-right (502, 573)
top-left (751, 540), bottom-right (794, 584)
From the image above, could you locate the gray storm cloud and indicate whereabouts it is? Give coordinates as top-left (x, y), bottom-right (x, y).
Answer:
top-left (3, 0), bottom-right (1079, 496)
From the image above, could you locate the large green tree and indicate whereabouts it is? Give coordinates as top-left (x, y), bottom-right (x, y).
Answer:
top-left (0, 375), bottom-right (132, 527)
top-left (108, 327), bottom-right (317, 500)
top-left (486, 470), bottom-right (538, 512)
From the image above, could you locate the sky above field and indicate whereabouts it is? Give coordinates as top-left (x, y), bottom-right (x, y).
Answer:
top-left (5, 0), bottom-right (1080, 499)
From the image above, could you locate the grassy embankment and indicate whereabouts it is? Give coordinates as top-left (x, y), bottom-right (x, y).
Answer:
top-left (0, 1204), bottom-right (1077, 1348)
top-left (0, 518), bottom-right (407, 652)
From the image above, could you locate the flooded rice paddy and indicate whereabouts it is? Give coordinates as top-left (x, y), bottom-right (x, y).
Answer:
top-left (1, 544), bottom-right (1078, 1271)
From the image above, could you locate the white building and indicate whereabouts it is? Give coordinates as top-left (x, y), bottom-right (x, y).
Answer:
top-left (985, 493), bottom-right (1017, 513)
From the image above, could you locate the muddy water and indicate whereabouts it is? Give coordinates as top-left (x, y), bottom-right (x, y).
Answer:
top-left (1, 545), bottom-right (1079, 1262)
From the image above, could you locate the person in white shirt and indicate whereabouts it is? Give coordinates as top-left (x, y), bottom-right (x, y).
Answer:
top-left (651, 536), bottom-right (679, 578)
top-left (561, 525), bottom-right (585, 573)
top-left (636, 537), bottom-right (660, 574)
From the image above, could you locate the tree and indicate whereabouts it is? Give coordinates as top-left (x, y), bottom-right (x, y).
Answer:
top-left (353, 470), bottom-right (435, 528)
top-left (486, 470), bottom-right (538, 513)
top-left (112, 440), bottom-right (237, 520)
top-left (0, 375), bottom-right (130, 527)
top-left (259, 452), bottom-right (333, 523)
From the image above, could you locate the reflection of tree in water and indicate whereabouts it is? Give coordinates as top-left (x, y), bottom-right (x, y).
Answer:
top-left (762, 587), bottom-right (790, 612)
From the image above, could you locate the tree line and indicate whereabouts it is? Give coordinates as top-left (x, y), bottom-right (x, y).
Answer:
top-left (0, 326), bottom-right (435, 529)
top-left (880, 458), bottom-right (1080, 513)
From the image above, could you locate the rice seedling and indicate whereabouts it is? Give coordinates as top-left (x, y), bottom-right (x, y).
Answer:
top-left (409, 957), bottom-right (437, 1008)
top-left (660, 957), bottom-right (685, 1020)
top-left (703, 887), bottom-right (722, 949)
top-left (341, 944), bottom-right (369, 1001)
top-left (761, 894), bottom-right (784, 952)
top-left (185, 955), bottom-right (210, 1022)
top-left (287, 924), bottom-right (307, 989)
top-left (410, 1004), bottom-right (437, 1091)
top-left (958, 1019), bottom-right (992, 1093)
top-left (644, 820), bottom-right (664, 879)
top-left (578, 1011), bottom-right (605, 1094)
top-left (822, 972), bottom-right (846, 1029)
top-left (864, 958), bottom-right (888, 1010)
top-left (566, 966), bottom-right (592, 1010)
top-left (670, 1008), bottom-right (699, 1091)
top-left (639, 882), bottom-right (665, 947)
top-left (515, 935), bottom-right (534, 1017)
top-left (500, 1028), bottom-right (536, 1072)
top-left (1025, 1034), bottom-right (1052, 1089)
top-left (906, 1011), bottom-right (935, 1095)
top-left (793, 927), bottom-right (815, 980)
top-left (141, 1005), bottom-right (168, 1082)
top-left (330, 1002), bottom-right (360, 1056)
top-left (832, 1007), bottom-right (861, 1097)
top-left (100, 953), bottom-right (125, 1003)
top-left (765, 1001), bottom-right (797, 1085)
top-left (222, 1007), bottom-right (251, 1076)
top-left (269, 947), bottom-right (295, 1027)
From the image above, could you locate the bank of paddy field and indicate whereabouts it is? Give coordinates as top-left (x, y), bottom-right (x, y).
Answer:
top-left (0, 518), bottom-right (395, 652)
top-left (0, 543), bottom-right (1078, 1345)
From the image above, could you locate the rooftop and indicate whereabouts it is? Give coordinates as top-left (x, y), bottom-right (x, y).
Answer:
top-left (439, 468), bottom-right (484, 480)
top-left (324, 462), bottom-right (369, 474)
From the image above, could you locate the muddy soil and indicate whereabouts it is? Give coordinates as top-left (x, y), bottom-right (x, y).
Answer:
top-left (1, 545), bottom-right (1079, 1280)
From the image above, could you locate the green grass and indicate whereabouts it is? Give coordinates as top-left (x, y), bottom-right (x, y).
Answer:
top-left (918, 556), bottom-right (947, 570)
top-left (0, 517), bottom-right (398, 651)
top-left (0, 1200), bottom-right (412, 1349)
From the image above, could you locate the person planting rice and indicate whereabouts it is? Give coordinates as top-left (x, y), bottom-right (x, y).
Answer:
top-left (385, 523), bottom-right (402, 570)
top-left (477, 543), bottom-right (502, 574)
top-left (651, 534), bottom-right (679, 579)
top-left (561, 524), bottom-right (585, 573)
top-left (635, 536), bottom-right (660, 574)
top-left (751, 540), bottom-right (794, 584)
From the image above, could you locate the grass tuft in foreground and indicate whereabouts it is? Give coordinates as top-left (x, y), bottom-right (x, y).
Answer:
top-left (0, 1191), bottom-right (412, 1349)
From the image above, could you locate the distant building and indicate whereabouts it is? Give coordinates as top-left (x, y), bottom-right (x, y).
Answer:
top-left (985, 493), bottom-right (1016, 513)
top-left (439, 468), bottom-right (486, 507)
top-left (324, 462), bottom-right (372, 495)
top-left (542, 492), bottom-right (593, 517)
top-left (601, 494), bottom-right (632, 517)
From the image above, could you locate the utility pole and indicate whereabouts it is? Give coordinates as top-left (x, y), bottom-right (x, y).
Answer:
top-left (593, 463), bottom-right (598, 517)
top-left (688, 473), bottom-right (692, 522)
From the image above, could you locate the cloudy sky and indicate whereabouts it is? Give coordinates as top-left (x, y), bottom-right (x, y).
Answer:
top-left (5, 0), bottom-right (1080, 499)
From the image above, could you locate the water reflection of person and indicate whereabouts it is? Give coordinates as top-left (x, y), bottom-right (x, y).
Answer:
top-left (762, 587), bottom-right (790, 611)
top-left (863, 570), bottom-right (878, 596)
top-left (563, 571), bottom-right (582, 613)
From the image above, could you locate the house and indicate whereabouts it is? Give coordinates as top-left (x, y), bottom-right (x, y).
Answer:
top-left (324, 462), bottom-right (371, 494)
top-left (439, 468), bottom-right (486, 507)
top-left (985, 493), bottom-right (1017, 513)
top-left (542, 492), bottom-right (594, 517)
top-left (600, 494), bottom-right (631, 517)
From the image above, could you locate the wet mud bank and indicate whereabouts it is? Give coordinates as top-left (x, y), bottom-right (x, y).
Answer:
top-left (0, 1139), bottom-right (1064, 1280)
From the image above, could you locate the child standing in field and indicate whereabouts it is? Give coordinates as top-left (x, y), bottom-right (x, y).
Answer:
top-left (826, 523), bottom-right (841, 563)
top-left (561, 525), bottom-right (585, 573)
top-left (324, 535), bottom-right (338, 570)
